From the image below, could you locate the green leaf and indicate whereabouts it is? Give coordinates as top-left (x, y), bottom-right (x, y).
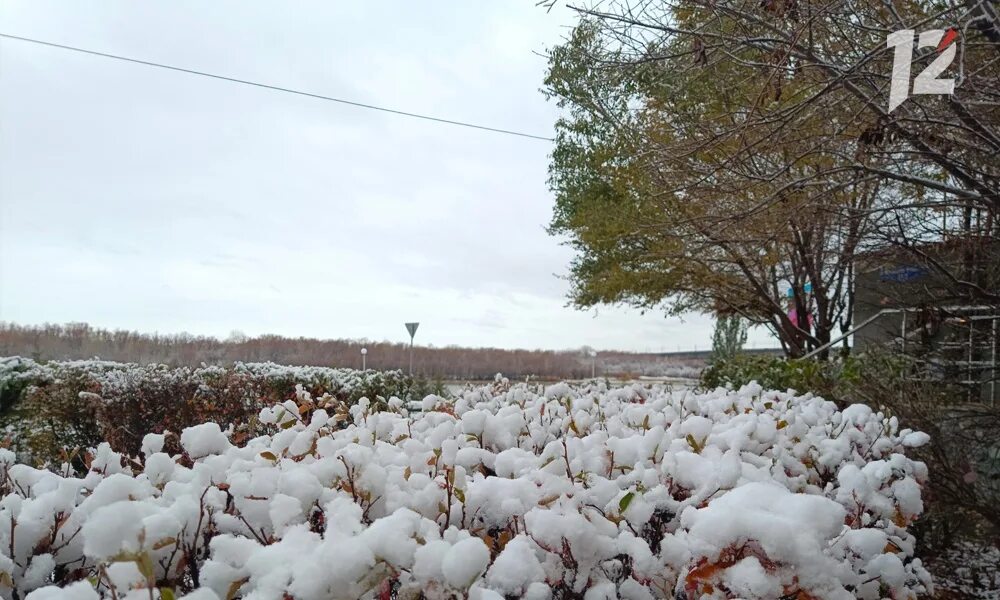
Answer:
top-left (618, 491), bottom-right (635, 513)
top-left (777, 420), bottom-right (788, 429)
top-left (160, 588), bottom-right (176, 600)
top-left (135, 552), bottom-right (155, 581)
top-left (686, 434), bottom-right (704, 453)
top-left (260, 451), bottom-right (278, 461)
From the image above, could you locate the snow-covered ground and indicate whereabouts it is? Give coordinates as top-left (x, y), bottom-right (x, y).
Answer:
top-left (1, 378), bottom-right (932, 599)
top-left (925, 541), bottom-right (1000, 598)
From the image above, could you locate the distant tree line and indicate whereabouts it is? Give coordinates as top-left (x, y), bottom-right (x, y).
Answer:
top-left (0, 322), bottom-right (703, 380)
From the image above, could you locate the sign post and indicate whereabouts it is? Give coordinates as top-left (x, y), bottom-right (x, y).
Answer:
top-left (405, 322), bottom-right (419, 375)
top-left (361, 347), bottom-right (367, 371)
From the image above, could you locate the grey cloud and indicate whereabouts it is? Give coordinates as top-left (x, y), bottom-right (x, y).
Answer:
top-left (0, 1), bottom-right (775, 352)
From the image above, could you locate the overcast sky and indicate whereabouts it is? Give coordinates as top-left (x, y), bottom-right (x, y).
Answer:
top-left (0, 1), bottom-right (774, 352)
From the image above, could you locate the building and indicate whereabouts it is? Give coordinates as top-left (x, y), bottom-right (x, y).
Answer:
top-left (853, 237), bottom-right (999, 404)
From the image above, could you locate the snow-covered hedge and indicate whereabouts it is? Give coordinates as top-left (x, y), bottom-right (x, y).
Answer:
top-left (1, 378), bottom-right (932, 599)
top-left (0, 357), bottom-right (409, 405)
top-left (0, 357), bottom-right (411, 460)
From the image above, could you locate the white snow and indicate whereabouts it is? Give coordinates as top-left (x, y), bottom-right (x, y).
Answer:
top-left (179, 423), bottom-right (230, 459)
top-left (441, 537), bottom-right (490, 589)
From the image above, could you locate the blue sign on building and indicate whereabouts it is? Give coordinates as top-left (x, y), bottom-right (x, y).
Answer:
top-left (880, 266), bottom-right (929, 282)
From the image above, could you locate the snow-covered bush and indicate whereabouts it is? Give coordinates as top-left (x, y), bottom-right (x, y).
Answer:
top-left (0, 357), bottom-right (411, 461)
top-left (1, 378), bottom-right (932, 599)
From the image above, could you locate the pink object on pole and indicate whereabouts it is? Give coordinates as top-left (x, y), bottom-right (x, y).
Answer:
top-left (788, 308), bottom-right (813, 329)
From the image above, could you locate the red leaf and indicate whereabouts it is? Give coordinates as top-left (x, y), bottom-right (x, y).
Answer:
top-left (378, 578), bottom-right (394, 600)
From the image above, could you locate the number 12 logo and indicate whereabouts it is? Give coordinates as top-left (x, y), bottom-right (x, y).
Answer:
top-left (887, 28), bottom-right (957, 112)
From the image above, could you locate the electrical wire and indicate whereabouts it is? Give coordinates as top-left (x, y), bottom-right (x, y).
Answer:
top-left (0, 32), bottom-right (555, 142)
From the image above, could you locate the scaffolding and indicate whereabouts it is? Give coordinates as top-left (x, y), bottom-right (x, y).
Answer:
top-left (804, 305), bottom-right (999, 405)
top-left (899, 306), bottom-right (999, 405)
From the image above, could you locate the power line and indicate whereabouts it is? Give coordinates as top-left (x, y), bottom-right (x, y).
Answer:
top-left (0, 32), bottom-right (555, 142)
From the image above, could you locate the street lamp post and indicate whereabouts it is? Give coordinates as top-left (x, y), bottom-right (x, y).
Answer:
top-left (405, 322), bottom-right (419, 375)
top-left (590, 350), bottom-right (597, 378)
top-left (361, 347), bottom-right (367, 371)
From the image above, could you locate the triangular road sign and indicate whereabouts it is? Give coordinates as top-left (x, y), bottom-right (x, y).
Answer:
top-left (405, 322), bottom-right (419, 338)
